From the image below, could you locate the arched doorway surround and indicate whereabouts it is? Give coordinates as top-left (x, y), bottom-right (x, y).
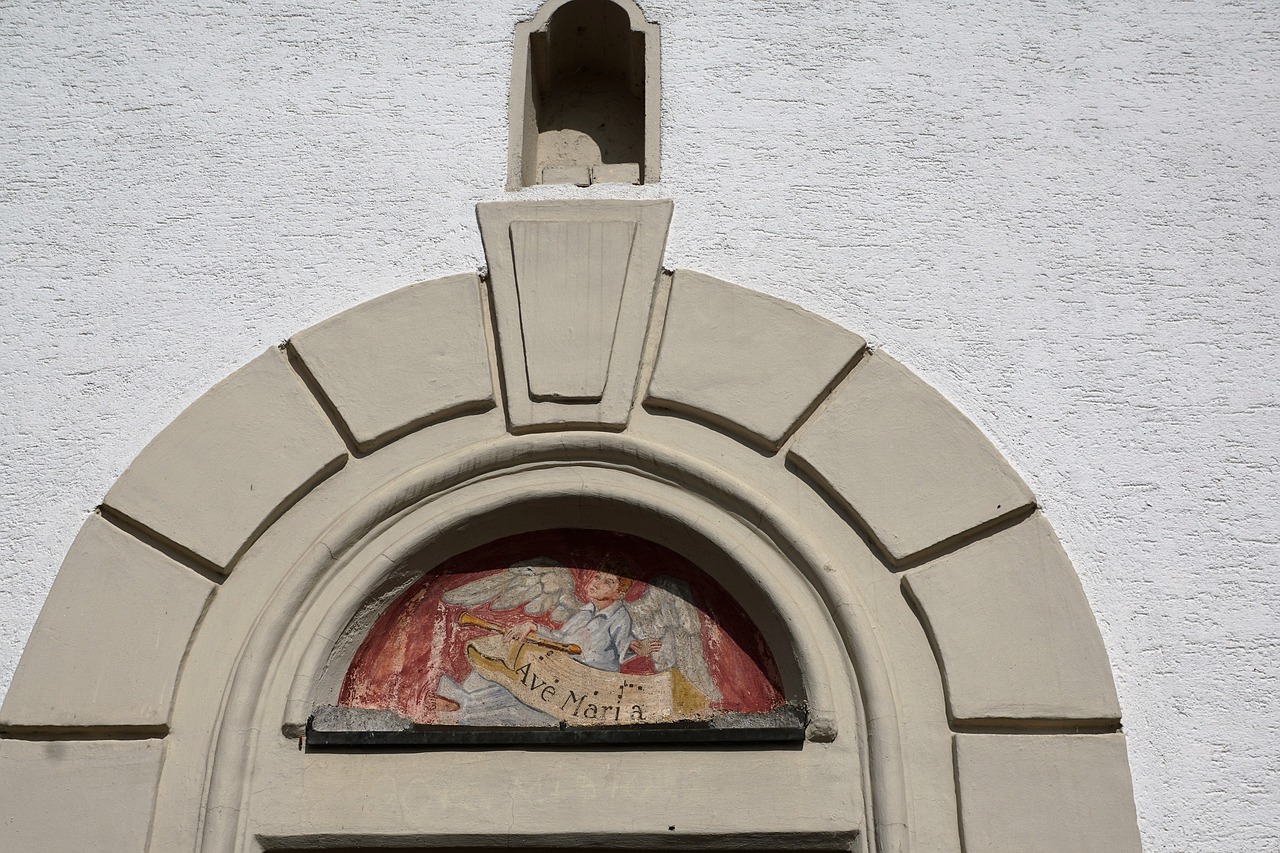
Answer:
top-left (0, 200), bottom-right (1142, 853)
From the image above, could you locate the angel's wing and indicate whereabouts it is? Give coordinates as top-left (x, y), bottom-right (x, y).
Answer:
top-left (627, 576), bottom-right (722, 703)
top-left (441, 558), bottom-right (579, 624)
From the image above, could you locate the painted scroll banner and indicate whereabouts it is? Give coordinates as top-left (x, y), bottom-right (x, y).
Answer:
top-left (465, 634), bottom-right (709, 725)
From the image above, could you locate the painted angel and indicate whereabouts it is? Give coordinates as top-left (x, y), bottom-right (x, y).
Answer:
top-left (433, 557), bottom-right (720, 725)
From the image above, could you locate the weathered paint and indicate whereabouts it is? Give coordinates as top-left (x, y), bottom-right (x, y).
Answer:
top-left (339, 529), bottom-right (785, 725)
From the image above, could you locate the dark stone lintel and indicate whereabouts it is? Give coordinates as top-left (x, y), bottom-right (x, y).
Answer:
top-left (305, 703), bottom-right (807, 749)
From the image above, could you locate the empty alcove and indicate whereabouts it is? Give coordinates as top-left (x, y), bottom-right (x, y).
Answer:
top-left (509, 0), bottom-right (660, 188)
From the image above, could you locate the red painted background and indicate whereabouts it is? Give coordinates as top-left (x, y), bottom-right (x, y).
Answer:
top-left (339, 529), bottom-right (786, 724)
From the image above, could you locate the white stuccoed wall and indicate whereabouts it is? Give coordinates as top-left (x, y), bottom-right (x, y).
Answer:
top-left (2, 0), bottom-right (1277, 849)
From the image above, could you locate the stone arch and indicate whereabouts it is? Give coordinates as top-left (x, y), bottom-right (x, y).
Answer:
top-left (0, 200), bottom-right (1142, 853)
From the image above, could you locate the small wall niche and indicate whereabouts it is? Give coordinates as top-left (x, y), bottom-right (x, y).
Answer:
top-left (509, 0), bottom-right (660, 188)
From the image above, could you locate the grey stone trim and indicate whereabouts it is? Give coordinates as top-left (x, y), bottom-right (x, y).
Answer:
top-left (102, 346), bottom-right (348, 571)
top-left (477, 199), bottom-right (672, 431)
top-left (289, 273), bottom-right (495, 453)
top-left (0, 738), bottom-right (163, 850)
top-left (305, 701), bottom-right (808, 747)
top-left (1, 513), bottom-right (213, 729)
top-left (903, 513), bottom-right (1121, 723)
top-left (264, 832), bottom-right (855, 851)
top-left (954, 733), bottom-right (1143, 853)
top-left (789, 352), bottom-right (1036, 565)
top-left (648, 269), bottom-right (864, 448)
top-left (512, 219), bottom-right (637, 401)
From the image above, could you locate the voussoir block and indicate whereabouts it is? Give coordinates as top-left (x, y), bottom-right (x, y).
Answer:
top-left (789, 353), bottom-right (1034, 563)
top-left (104, 347), bottom-right (347, 570)
top-left (647, 271), bottom-right (864, 447)
top-left (477, 199), bottom-right (673, 430)
top-left (512, 220), bottom-right (636, 401)
top-left (903, 514), bottom-right (1120, 721)
top-left (954, 733), bottom-right (1142, 853)
top-left (1, 514), bottom-right (213, 728)
top-left (290, 274), bottom-right (495, 451)
top-left (0, 738), bottom-right (163, 850)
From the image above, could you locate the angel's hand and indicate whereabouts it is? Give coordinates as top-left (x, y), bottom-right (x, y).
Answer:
top-left (629, 638), bottom-right (662, 657)
top-left (503, 621), bottom-right (538, 644)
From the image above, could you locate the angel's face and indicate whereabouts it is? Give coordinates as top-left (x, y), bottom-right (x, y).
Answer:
top-left (584, 571), bottom-right (623, 607)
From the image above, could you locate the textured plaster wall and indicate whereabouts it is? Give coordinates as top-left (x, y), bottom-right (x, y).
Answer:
top-left (1, 1), bottom-right (1276, 850)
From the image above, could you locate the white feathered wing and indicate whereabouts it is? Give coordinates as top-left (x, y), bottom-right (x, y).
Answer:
top-left (627, 576), bottom-right (721, 704)
top-left (441, 558), bottom-right (579, 623)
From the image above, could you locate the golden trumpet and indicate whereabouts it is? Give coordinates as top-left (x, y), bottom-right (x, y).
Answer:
top-left (458, 612), bottom-right (582, 655)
